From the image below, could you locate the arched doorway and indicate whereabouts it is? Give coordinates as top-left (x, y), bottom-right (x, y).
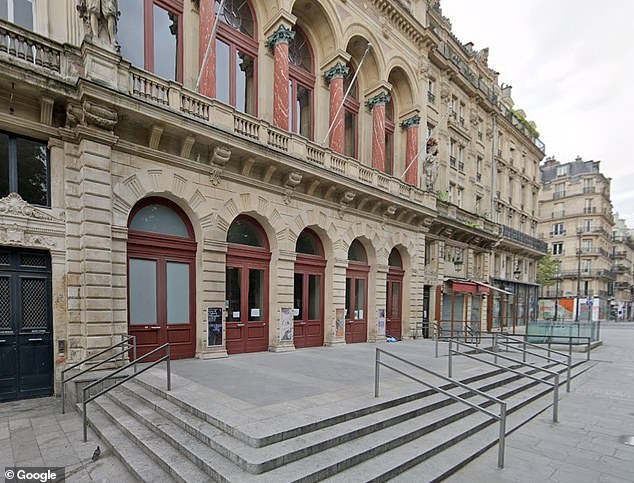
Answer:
top-left (386, 248), bottom-right (404, 340)
top-left (225, 215), bottom-right (270, 354)
top-left (127, 198), bottom-right (197, 360)
top-left (345, 239), bottom-right (369, 343)
top-left (294, 229), bottom-right (325, 348)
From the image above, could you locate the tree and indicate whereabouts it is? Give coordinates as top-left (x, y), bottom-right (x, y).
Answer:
top-left (537, 255), bottom-right (559, 286)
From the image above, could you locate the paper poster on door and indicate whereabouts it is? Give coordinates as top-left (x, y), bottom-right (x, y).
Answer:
top-left (377, 308), bottom-right (386, 336)
top-left (335, 308), bottom-right (345, 337)
top-left (280, 307), bottom-right (293, 341)
top-left (207, 307), bottom-right (223, 347)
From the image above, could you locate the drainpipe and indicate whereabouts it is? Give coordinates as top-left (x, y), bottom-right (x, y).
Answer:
top-left (490, 114), bottom-right (497, 220)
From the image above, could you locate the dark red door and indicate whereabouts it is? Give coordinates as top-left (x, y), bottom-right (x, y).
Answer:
top-left (225, 249), bottom-right (270, 354)
top-left (345, 264), bottom-right (368, 343)
top-left (386, 269), bottom-right (403, 339)
top-left (294, 256), bottom-right (325, 348)
top-left (127, 199), bottom-right (196, 360)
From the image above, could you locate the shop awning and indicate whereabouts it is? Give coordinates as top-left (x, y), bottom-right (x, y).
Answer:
top-left (475, 281), bottom-right (513, 295)
top-left (450, 280), bottom-right (478, 294)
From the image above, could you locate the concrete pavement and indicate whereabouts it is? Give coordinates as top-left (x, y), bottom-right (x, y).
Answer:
top-left (447, 322), bottom-right (634, 483)
top-left (2, 323), bottom-right (633, 482)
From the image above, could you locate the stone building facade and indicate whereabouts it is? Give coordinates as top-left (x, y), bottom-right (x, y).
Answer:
top-left (611, 216), bottom-right (634, 320)
top-left (0, 0), bottom-right (546, 401)
top-left (538, 157), bottom-right (615, 321)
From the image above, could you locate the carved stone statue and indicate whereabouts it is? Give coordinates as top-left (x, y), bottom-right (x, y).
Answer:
top-left (77, 0), bottom-right (118, 47)
top-left (423, 137), bottom-right (439, 191)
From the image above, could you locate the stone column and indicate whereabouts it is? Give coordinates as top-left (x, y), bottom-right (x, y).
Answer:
top-left (198, 0), bottom-right (215, 98)
top-left (266, 25), bottom-right (295, 130)
top-left (367, 92), bottom-right (390, 172)
top-left (326, 258), bottom-right (349, 346)
top-left (270, 249), bottom-right (296, 352)
top-left (324, 62), bottom-right (350, 153)
top-left (401, 114), bottom-right (421, 186)
top-left (370, 264), bottom-right (388, 343)
top-left (197, 239), bottom-right (229, 359)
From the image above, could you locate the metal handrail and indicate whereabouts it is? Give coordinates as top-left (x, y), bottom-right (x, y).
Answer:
top-left (533, 335), bottom-right (593, 362)
top-left (82, 343), bottom-right (171, 442)
top-left (448, 340), bottom-right (560, 423)
top-left (375, 348), bottom-right (508, 468)
top-left (61, 335), bottom-right (137, 414)
top-left (496, 333), bottom-right (572, 393)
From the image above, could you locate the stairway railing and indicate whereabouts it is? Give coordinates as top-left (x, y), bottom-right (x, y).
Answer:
top-left (61, 335), bottom-right (137, 414)
top-left (82, 343), bottom-right (171, 442)
top-left (448, 339), bottom-right (560, 423)
top-left (496, 333), bottom-right (572, 392)
top-left (374, 348), bottom-right (508, 468)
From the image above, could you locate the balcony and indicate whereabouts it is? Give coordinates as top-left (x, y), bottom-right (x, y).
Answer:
top-left (501, 225), bottom-right (548, 253)
top-left (576, 247), bottom-right (608, 257)
top-left (611, 251), bottom-right (627, 259)
top-left (427, 91), bottom-right (435, 103)
top-left (553, 191), bottom-right (566, 199)
top-left (0, 24), bottom-right (437, 219)
top-left (583, 207), bottom-right (597, 214)
top-left (476, 172), bottom-right (482, 183)
top-left (559, 269), bottom-right (616, 280)
top-left (458, 161), bottom-right (464, 172)
top-left (583, 186), bottom-right (596, 194)
top-left (551, 210), bottom-right (566, 218)
top-left (450, 156), bottom-right (457, 168)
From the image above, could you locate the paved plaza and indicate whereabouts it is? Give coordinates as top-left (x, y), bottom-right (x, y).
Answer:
top-left (1, 322), bottom-right (633, 482)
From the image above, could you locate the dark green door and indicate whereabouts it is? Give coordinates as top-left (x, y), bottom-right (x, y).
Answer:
top-left (0, 249), bottom-right (52, 402)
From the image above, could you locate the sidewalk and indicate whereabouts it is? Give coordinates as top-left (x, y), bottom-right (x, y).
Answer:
top-left (448, 322), bottom-right (634, 482)
top-left (0, 396), bottom-right (134, 482)
top-left (1, 325), bottom-right (632, 482)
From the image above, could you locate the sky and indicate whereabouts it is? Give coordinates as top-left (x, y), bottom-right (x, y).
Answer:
top-left (441, 0), bottom-right (634, 227)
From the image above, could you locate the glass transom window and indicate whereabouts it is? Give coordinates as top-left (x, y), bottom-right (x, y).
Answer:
top-left (129, 203), bottom-right (189, 237)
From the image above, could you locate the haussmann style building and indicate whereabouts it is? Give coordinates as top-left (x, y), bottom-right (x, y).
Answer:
top-left (0, 0), bottom-right (547, 402)
top-left (538, 156), bottom-right (615, 321)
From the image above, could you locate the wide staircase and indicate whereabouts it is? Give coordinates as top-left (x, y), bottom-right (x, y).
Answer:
top-left (74, 336), bottom-right (596, 482)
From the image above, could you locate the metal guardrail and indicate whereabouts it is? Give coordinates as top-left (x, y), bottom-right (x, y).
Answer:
top-left (61, 335), bottom-right (137, 414)
top-left (82, 343), bottom-right (171, 442)
top-left (496, 333), bottom-right (571, 393)
top-left (448, 340), bottom-right (560, 423)
top-left (374, 348), bottom-right (508, 468)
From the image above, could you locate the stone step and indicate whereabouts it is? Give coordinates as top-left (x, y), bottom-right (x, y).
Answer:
top-left (328, 388), bottom-right (555, 483)
top-left (81, 400), bottom-right (176, 483)
top-left (110, 366), bottom-right (543, 474)
top-left (89, 396), bottom-right (238, 482)
top-left (253, 381), bottom-right (552, 482)
top-left (130, 360), bottom-right (553, 448)
top-left (324, 359), bottom-right (594, 482)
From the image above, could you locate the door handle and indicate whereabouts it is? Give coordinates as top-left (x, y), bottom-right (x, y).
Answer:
top-left (28, 338), bottom-right (43, 342)
top-left (236, 323), bottom-right (245, 327)
top-left (0, 339), bottom-right (6, 343)
top-left (149, 326), bottom-right (161, 329)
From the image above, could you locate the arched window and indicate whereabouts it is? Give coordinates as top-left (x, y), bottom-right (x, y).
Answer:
top-left (343, 61), bottom-right (359, 159)
top-left (127, 198), bottom-right (196, 360)
top-left (385, 99), bottom-right (395, 175)
top-left (225, 215), bottom-right (270, 354)
top-left (348, 239), bottom-right (367, 262)
top-left (288, 26), bottom-right (314, 139)
top-left (296, 229), bottom-right (322, 256)
top-left (294, 229), bottom-right (325, 348)
top-left (214, 0), bottom-right (257, 114)
top-left (388, 247), bottom-right (402, 268)
top-left (346, 239), bottom-right (368, 343)
top-left (227, 216), bottom-right (267, 248)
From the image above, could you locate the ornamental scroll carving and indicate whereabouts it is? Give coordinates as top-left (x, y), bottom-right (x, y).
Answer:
top-left (65, 101), bottom-right (118, 131)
